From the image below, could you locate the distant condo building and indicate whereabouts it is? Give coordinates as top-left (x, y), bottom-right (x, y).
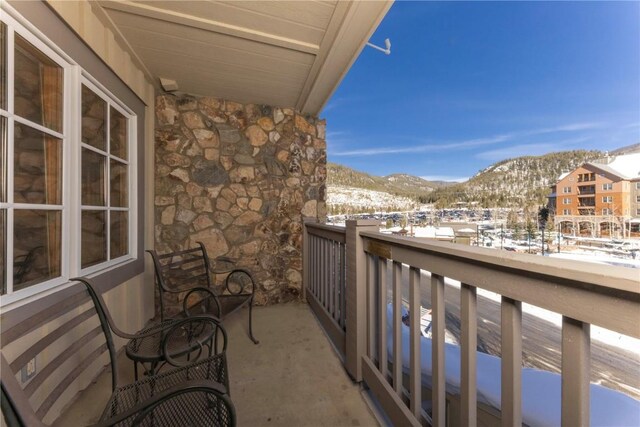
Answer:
top-left (549, 151), bottom-right (640, 238)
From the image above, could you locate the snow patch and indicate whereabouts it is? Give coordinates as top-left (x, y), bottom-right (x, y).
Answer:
top-left (444, 277), bottom-right (640, 353)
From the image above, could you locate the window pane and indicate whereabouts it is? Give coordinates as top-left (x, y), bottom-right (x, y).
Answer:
top-left (14, 34), bottom-right (63, 133)
top-left (110, 211), bottom-right (128, 259)
top-left (82, 210), bottom-right (106, 268)
top-left (14, 122), bottom-right (63, 205)
top-left (110, 106), bottom-right (127, 160)
top-left (1, 116), bottom-right (6, 202)
top-left (81, 85), bottom-right (106, 150)
top-left (1, 209), bottom-right (5, 294)
top-left (110, 159), bottom-right (127, 207)
top-left (82, 148), bottom-right (105, 206)
top-left (13, 209), bottom-right (61, 291)
top-left (1, 22), bottom-right (6, 110)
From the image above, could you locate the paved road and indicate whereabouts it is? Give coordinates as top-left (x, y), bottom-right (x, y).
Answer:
top-left (390, 270), bottom-right (640, 400)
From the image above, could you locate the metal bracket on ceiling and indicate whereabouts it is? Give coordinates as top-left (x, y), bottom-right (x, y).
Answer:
top-left (366, 38), bottom-right (391, 55)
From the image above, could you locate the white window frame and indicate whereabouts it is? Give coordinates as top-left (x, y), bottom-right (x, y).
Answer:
top-left (602, 183), bottom-right (612, 191)
top-left (563, 209), bottom-right (570, 215)
top-left (563, 198), bottom-right (571, 204)
top-left (1, 11), bottom-right (72, 305)
top-left (602, 196), bottom-right (612, 203)
top-left (1, 5), bottom-right (137, 307)
top-left (76, 76), bottom-right (137, 277)
top-left (562, 186), bottom-right (571, 194)
top-left (602, 208), bottom-right (612, 215)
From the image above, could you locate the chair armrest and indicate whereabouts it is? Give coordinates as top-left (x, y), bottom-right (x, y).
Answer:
top-left (215, 256), bottom-right (236, 265)
top-left (182, 286), bottom-right (222, 318)
top-left (74, 277), bottom-right (183, 341)
top-left (93, 380), bottom-right (234, 427)
top-left (123, 319), bottom-right (185, 341)
top-left (209, 256), bottom-right (237, 274)
top-left (223, 268), bottom-right (256, 296)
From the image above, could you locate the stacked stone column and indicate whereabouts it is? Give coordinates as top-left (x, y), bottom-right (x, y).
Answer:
top-left (155, 95), bottom-right (326, 311)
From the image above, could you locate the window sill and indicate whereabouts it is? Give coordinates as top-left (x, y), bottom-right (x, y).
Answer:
top-left (1, 256), bottom-right (138, 311)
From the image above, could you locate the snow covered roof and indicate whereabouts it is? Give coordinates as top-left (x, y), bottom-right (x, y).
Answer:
top-left (587, 152), bottom-right (640, 180)
top-left (606, 152), bottom-right (640, 179)
top-left (435, 227), bottom-right (455, 238)
top-left (557, 172), bottom-right (570, 181)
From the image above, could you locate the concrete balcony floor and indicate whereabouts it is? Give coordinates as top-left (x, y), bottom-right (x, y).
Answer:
top-left (56, 303), bottom-right (379, 427)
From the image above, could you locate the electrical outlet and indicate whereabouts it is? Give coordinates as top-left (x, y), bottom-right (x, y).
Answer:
top-left (21, 358), bottom-right (36, 382)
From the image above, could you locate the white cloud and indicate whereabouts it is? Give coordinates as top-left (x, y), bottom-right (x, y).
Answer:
top-left (533, 122), bottom-right (604, 133)
top-left (332, 121), bottom-right (603, 157)
top-left (333, 134), bottom-right (512, 156)
top-left (476, 136), bottom-right (592, 161)
top-left (476, 143), bottom-right (556, 161)
top-left (326, 130), bottom-right (348, 139)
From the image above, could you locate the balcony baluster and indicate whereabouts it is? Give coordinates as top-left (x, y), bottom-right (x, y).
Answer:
top-left (461, 283), bottom-right (478, 427)
top-left (431, 273), bottom-right (446, 427)
top-left (501, 297), bottom-right (523, 426)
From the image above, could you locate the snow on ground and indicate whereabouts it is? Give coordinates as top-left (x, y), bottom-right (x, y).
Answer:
top-left (548, 251), bottom-right (640, 269)
top-left (444, 278), bottom-right (640, 354)
top-left (388, 305), bottom-right (640, 427)
top-left (327, 185), bottom-right (414, 210)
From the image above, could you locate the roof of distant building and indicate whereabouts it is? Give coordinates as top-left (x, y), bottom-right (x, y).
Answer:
top-left (586, 152), bottom-right (640, 180)
top-left (604, 152), bottom-right (640, 179)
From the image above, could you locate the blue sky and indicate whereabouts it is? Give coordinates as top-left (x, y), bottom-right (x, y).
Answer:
top-left (322, 1), bottom-right (640, 182)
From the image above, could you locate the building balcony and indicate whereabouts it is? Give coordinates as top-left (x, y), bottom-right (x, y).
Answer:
top-left (4, 222), bottom-right (639, 427)
top-left (56, 303), bottom-right (379, 426)
top-left (2, 3), bottom-right (639, 427)
top-left (578, 200), bottom-right (596, 207)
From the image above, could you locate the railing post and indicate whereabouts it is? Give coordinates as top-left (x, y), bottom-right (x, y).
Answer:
top-left (345, 219), bottom-right (380, 382)
top-left (501, 297), bottom-right (522, 427)
top-left (431, 274), bottom-right (446, 427)
top-left (461, 282), bottom-right (477, 427)
top-left (303, 218), bottom-right (317, 302)
top-left (562, 316), bottom-right (590, 427)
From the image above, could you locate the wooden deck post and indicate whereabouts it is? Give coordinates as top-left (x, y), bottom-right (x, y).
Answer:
top-left (345, 219), bottom-right (380, 382)
top-left (562, 316), bottom-right (590, 427)
top-left (302, 218), bottom-right (317, 302)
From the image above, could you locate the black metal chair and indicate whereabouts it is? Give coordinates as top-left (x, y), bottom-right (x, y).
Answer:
top-left (147, 242), bottom-right (259, 344)
top-left (0, 277), bottom-right (236, 427)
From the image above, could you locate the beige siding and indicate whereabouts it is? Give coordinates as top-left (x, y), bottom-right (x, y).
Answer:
top-left (45, 0), bottom-right (157, 317)
top-left (46, 0), bottom-right (155, 104)
top-left (2, 275), bottom-right (152, 423)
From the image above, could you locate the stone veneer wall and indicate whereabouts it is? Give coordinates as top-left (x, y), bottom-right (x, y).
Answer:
top-left (154, 94), bottom-right (326, 311)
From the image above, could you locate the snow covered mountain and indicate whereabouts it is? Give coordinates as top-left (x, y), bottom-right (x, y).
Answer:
top-left (426, 150), bottom-right (605, 207)
top-left (326, 163), bottom-right (451, 214)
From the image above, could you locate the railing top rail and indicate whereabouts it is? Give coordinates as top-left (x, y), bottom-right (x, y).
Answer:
top-left (305, 222), bottom-right (347, 243)
top-left (306, 222), bottom-right (347, 233)
top-left (360, 230), bottom-right (640, 338)
top-left (360, 230), bottom-right (639, 293)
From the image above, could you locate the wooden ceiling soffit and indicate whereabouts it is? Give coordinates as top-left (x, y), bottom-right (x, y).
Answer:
top-left (99, 0), bottom-right (320, 54)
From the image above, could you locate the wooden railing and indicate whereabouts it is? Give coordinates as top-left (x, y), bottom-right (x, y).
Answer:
top-left (303, 220), bottom-right (640, 426)
top-left (303, 222), bottom-right (349, 358)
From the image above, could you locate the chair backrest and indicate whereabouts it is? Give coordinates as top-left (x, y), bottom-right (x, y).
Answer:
top-left (0, 279), bottom-right (117, 426)
top-left (147, 244), bottom-right (213, 321)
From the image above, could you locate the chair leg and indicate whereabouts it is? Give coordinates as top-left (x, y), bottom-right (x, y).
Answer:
top-left (248, 297), bottom-right (259, 345)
